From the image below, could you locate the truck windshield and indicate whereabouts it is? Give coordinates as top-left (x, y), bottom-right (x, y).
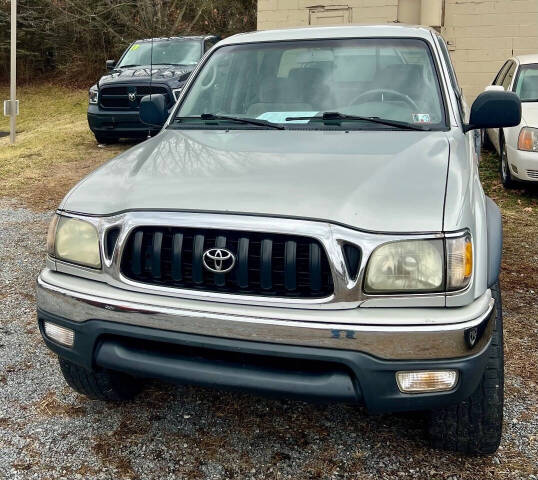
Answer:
top-left (514, 64), bottom-right (538, 102)
top-left (175, 38), bottom-right (446, 129)
top-left (117, 40), bottom-right (202, 68)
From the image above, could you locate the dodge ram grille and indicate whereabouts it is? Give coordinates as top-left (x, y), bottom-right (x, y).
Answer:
top-left (99, 85), bottom-right (172, 110)
top-left (120, 227), bottom-right (334, 298)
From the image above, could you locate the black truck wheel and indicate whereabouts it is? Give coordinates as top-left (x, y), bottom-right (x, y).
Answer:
top-left (94, 132), bottom-right (119, 145)
top-left (58, 357), bottom-right (142, 401)
top-left (428, 281), bottom-right (504, 454)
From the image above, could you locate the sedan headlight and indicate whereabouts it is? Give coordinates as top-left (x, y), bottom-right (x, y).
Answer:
top-left (47, 215), bottom-right (101, 268)
top-left (518, 127), bottom-right (538, 152)
top-left (89, 86), bottom-right (98, 104)
top-left (364, 234), bottom-right (472, 294)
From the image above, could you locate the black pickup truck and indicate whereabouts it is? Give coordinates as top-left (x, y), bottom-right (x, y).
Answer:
top-left (87, 35), bottom-right (219, 143)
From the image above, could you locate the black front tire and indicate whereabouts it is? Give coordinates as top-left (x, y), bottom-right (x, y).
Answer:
top-left (94, 132), bottom-right (119, 144)
top-left (500, 138), bottom-right (517, 189)
top-left (428, 281), bottom-right (504, 455)
top-left (58, 357), bottom-right (143, 401)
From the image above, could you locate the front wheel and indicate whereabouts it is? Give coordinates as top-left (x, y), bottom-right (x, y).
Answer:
top-left (94, 132), bottom-right (119, 145)
top-left (500, 140), bottom-right (517, 188)
top-left (428, 281), bottom-right (504, 454)
top-left (58, 357), bottom-right (143, 401)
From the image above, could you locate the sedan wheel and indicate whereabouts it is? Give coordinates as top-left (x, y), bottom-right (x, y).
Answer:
top-left (500, 141), bottom-right (516, 189)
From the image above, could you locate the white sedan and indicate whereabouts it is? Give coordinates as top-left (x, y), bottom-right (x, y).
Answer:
top-left (484, 54), bottom-right (538, 187)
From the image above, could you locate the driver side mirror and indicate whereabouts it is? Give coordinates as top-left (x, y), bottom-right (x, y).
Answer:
top-left (106, 60), bottom-right (116, 71)
top-left (139, 94), bottom-right (168, 127)
top-left (463, 91), bottom-right (521, 133)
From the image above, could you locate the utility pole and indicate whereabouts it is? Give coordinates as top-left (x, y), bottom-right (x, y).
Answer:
top-left (10, 0), bottom-right (17, 144)
top-left (3, 0), bottom-right (17, 144)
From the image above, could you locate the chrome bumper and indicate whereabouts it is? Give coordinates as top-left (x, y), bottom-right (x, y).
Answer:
top-left (37, 269), bottom-right (495, 361)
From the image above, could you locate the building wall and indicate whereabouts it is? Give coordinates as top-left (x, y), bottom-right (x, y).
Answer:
top-left (257, 0), bottom-right (538, 102)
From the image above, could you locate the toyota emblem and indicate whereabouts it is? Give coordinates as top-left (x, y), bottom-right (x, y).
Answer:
top-left (202, 248), bottom-right (236, 274)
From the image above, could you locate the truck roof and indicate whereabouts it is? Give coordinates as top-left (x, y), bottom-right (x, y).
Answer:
top-left (220, 24), bottom-right (436, 46)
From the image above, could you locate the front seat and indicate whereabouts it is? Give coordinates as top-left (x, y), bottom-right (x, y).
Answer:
top-left (246, 77), bottom-right (313, 118)
top-left (288, 67), bottom-right (331, 110)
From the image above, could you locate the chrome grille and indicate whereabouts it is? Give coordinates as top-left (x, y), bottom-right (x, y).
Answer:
top-left (527, 169), bottom-right (538, 179)
top-left (120, 227), bottom-right (334, 298)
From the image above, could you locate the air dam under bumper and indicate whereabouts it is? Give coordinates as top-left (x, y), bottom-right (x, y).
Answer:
top-left (37, 270), bottom-right (496, 412)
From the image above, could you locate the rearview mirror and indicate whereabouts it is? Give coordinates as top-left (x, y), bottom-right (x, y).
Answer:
top-left (463, 91), bottom-right (521, 133)
top-left (106, 60), bottom-right (116, 71)
top-left (139, 94), bottom-right (168, 127)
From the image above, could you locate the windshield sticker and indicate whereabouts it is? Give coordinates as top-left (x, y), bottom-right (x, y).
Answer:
top-left (257, 111), bottom-right (318, 124)
top-left (130, 44), bottom-right (141, 51)
top-left (412, 113), bottom-right (431, 124)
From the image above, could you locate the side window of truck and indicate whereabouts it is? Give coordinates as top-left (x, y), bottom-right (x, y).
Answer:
top-left (204, 38), bottom-right (217, 53)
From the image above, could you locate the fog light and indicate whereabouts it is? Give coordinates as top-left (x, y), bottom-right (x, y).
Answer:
top-left (44, 321), bottom-right (74, 347)
top-left (396, 370), bottom-right (458, 393)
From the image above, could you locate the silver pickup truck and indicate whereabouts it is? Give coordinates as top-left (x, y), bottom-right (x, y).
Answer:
top-left (37, 25), bottom-right (521, 454)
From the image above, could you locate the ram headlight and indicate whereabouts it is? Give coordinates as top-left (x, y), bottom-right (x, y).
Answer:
top-left (89, 86), bottom-right (98, 104)
top-left (364, 234), bottom-right (472, 294)
top-left (48, 215), bottom-right (101, 269)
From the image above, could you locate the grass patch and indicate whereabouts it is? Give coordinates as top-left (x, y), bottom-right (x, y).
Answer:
top-left (0, 84), bottom-right (131, 210)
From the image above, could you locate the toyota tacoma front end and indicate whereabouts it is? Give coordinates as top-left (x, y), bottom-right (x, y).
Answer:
top-left (37, 25), bottom-right (521, 454)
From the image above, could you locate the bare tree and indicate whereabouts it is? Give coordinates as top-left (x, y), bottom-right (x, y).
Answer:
top-left (0, 0), bottom-right (257, 84)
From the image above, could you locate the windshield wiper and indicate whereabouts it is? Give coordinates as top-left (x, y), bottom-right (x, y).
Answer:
top-left (285, 112), bottom-right (431, 131)
top-left (175, 113), bottom-right (285, 130)
top-left (117, 64), bottom-right (140, 68)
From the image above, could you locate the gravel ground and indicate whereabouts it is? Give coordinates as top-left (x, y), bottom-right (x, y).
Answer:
top-left (0, 198), bottom-right (537, 480)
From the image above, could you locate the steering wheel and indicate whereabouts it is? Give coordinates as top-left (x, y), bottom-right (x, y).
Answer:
top-left (351, 88), bottom-right (419, 110)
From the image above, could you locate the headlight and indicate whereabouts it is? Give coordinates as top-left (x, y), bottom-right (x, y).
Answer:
top-left (89, 86), bottom-right (98, 104)
top-left (172, 88), bottom-right (182, 101)
top-left (364, 234), bottom-right (473, 294)
top-left (518, 127), bottom-right (538, 152)
top-left (48, 215), bottom-right (101, 269)
top-left (446, 234), bottom-right (473, 291)
top-left (365, 239), bottom-right (444, 293)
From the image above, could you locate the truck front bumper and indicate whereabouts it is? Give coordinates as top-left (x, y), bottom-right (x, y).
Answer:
top-left (87, 104), bottom-right (158, 137)
top-left (37, 269), bottom-right (496, 412)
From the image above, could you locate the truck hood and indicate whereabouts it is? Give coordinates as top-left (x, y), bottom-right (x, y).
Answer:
top-left (62, 129), bottom-right (450, 232)
top-left (97, 65), bottom-right (194, 87)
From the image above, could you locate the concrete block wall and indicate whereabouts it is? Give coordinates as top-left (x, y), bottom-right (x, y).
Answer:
top-left (257, 0), bottom-right (538, 102)
top-left (257, 0), bottom-right (399, 30)
top-left (443, 0), bottom-right (538, 101)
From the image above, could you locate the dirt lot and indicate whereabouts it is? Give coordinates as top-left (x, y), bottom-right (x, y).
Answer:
top-left (0, 86), bottom-right (537, 479)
